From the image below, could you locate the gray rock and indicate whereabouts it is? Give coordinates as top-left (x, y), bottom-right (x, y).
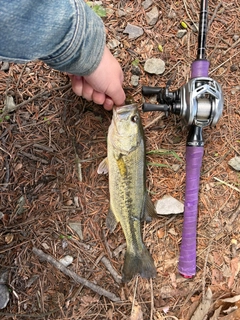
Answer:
top-left (123, 23), bottom-right (144, 39)
top-left (1, 62), bottom-right (9, 71)
top-left (228, 156), bottom-right (240, 171)
top-left (177, 29), bottom-right (187, 38)
top-left (146, 6), bottom-right (159, 26)
top-left (233, 34), bottom-right (239, 42)
top-left (107, 38), bottom-right (120, 49)
top-left (144, 58), bottom-right (165, 75)
top-left (131, 75), bottom-right (139, 87)
top-left (117, 9), bottom-right (126, 17)
top-left (155, 195), bottom-right (184, 215)
top-left (142, 0), bottom-right (153, 10)
top-left (0, 284), bottom-right (9, 309)
top-left (132, 65), bottom-right (141, 76)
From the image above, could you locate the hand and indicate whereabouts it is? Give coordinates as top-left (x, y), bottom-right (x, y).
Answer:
top-left (69, 46), bottom-right (126, 110)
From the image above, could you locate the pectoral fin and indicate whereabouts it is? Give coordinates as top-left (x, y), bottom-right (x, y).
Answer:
top-left (106, 207), bottom-right (118, 232)
top-left (141, 193), bottom-right (157, 222)
top-left (97, 157), bottom-right (108, 174)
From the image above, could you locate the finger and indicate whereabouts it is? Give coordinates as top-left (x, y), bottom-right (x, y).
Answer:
top-left (82, 79), bottom-right (94, 101)
top-left (92, 91), bottom-right (106, 106)
top-left (106, 84), bottom-right (126, 106)
top-left (70, 75), bottom-right (83, 96)
top-left (103, 97), bottom-right (114, 110)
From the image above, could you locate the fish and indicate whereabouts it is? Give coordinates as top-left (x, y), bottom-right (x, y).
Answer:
top-left (98, 104), bottom-right (157, 282)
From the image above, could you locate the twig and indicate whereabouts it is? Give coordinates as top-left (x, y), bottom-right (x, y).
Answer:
top-left (101, 256), bottom-right (122, 284)
top-left (32, 247), bottom-right (120, 302)
top-left (183, 0), bottom-right (198, 31)
top-left (214, 177), bottom-right (240, 193)
top-left (208, 1), bottom-right (222, 27)
top-left (222, 37), bottom-right (240, 56)
top-left (20, 151), bottom-right (49, 165)
top-left (202, 238), bottom-right (213, 300)
top-left (150, 278), bottom-right (154, 320)
top-left (131, 276), bottom-right (139, 314)
top-left (1, 84), bottom-right (71, 117)
top-left (144, 114), bottom-right (164, 130)
top-left (209, 51), bottom-right (240, 75)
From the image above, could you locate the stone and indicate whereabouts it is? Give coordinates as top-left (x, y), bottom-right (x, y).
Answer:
top-left (228, 156), bottom-right (240, 171)
top-left (107, 38), bottom-right (120, 49)
top-left (144, 58), bottom-right (165, 75)
top-left (146, 6), bottom-right (159, 26)
top-left (177, 29), bottom-right (187, 38)
top-left (123, 23), bottom-right (144, 40)
top-left (131, 75), bottom-right (139, 87)
top-left (142, 0), bottom-right (153, 10)
top-left (155, 195), bottom-right (184, 215)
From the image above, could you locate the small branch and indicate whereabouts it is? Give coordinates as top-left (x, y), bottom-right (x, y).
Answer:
top-left (1, 84), bottom-right (71, 117)
top-left (208, 1), bottom-right (222, 27)
top-left (214, 177), bottom-right (240, 193)
top-left (209, 51), bottom-right (240, 75)
top-left (101, 256), bottom-right (122, 284)
top-left (32, 247), bottom-right (120, 302)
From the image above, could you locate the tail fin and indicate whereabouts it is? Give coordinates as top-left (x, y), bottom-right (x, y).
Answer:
top-left (122, 245), bottom-right (156, 283)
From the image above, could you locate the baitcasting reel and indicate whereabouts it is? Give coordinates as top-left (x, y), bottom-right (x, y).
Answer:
top-left (142, 76), bottom-right (224, 128)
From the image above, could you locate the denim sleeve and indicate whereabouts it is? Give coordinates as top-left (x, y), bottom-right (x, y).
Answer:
top-left (0, 0), bottom-right (106, 75)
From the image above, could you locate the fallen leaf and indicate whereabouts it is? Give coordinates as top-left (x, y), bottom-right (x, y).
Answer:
top-left (129, 304), bottom-right (143, 320)
top-left (190, 287), bottom-right (212, 320)
top-left (228, 257), bottom-right (240, 288)
top-left (3, 95), bottom-right (17, 113)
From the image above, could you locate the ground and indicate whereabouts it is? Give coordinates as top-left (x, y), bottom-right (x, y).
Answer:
top-left (0, 1), bottom-right (240, 319)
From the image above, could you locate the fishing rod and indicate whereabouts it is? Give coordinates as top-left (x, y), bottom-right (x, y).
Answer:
top-left (141, 0), bottom-right (224, 277)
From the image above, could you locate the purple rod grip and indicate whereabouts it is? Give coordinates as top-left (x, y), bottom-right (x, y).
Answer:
top-left (178, 146), bottom-right (204, 277)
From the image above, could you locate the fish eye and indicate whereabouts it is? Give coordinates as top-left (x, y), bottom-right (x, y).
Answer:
top-left (131, 115), bottom-right (138, 123)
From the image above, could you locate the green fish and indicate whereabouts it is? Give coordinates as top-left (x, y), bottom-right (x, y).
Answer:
top-left (98, 104), bottom-right (157, 282)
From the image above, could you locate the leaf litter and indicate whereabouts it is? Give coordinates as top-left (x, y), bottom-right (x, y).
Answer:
top-left (0, 0), bottom-right (240, 319)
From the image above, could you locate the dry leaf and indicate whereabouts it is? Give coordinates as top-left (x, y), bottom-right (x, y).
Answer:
top-left (5, 233), bottom-right (14, 244)
top-left (129, 304), bottom-right (143, 320)
top-left (3, 95), bottom-right (17, 113)
top-left (228, 257), bottom-right (240, 288)
top-left (190, 287), bottom-right (212, 320)
top-left (211, 268), bottom-right (223, 285)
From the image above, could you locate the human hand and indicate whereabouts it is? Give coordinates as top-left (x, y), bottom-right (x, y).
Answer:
top-left (69, 46), bottom-right (125, 110)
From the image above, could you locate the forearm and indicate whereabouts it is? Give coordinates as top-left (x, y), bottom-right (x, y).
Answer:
top-left (0, 0), bottom-right (106, 75)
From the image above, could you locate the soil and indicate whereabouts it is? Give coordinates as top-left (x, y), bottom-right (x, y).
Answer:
top-left (0, 1), bottom-right (239, 319)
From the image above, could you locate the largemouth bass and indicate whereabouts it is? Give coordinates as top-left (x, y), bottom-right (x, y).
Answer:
top-left (98, 104), bottom-right (157, 282)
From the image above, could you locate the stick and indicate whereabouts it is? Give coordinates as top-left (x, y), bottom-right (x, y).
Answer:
top-left (32, 247), bottom-right (120, 302)
top-left (101, 256), bottom-right (122, 284)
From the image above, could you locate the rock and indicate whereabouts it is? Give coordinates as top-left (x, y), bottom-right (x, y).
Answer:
top-left (123, 23), bottom-right (144, 39)
top-left (228, 156), bottom-right (240, 171)
top-left (131, 75), bottom-right (139, 87)
top-left (155, 195), bottom-right (184, 215)
top-left (0, 269), bottom-right (9, 309)
top-left (69, 222), bottom-right (83, 240)
top-left (144, 58), bottom-right (165, 75)
top-left (0, 284), bottom-right (9, 309)
top-left (1, 62), bottom-right (9, 72)
top-left (233, 34), bottom-right (239, 41)
top-left (177, 29), bottom-right (187, 38)
top-left (131, 65), bottom-right (141, 76)
top-left (142, 0), bottom-right (153, 10)
top-left (59, 255), bottom-right (73, 267)
top-left (117, 9), bottom-right (126, 17)
top-left (107, 38), bottom-right (120, 49)
top-left (146, 6), bottom-right (159, 26)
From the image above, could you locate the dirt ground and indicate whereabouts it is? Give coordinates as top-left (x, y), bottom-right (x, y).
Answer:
top-left (0, 1), bottom-right (239, 319)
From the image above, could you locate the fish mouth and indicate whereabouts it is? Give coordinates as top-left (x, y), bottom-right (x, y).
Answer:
top-left (113, 104), bottom-right (138, 123)
top-left (114, 104), bottom-right (137, 115)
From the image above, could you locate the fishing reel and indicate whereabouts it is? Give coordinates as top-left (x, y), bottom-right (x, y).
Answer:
top-left (142, 76), bottom-right (224, 127)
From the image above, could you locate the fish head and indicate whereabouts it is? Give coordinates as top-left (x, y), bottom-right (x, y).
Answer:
top-left (109, 104), bottom-right (143, 155)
